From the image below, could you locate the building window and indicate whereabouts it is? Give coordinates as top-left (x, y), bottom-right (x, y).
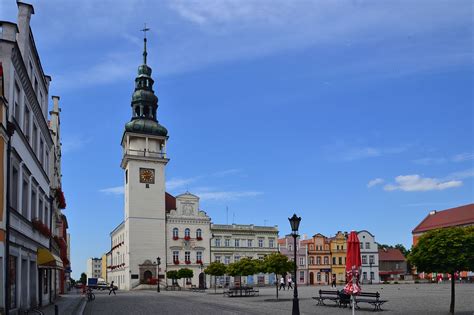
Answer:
top-left (310, 244), bottom-right (313, 250)
top-left (317, 257), bottom-right (321, 265)
top-left (317, 272), bottom-right (321, 282)
top-left (224, 256), bottom-right (231, 265)
top-left (332, 257), bottom-right (336, 265)
top-left (289, 244), bottom-right (292, 251)
top-left (235, 239), bottom-right (240, 247)
top-left (173, 251), bottom-right (179, 262)
top-left (362, 255), bottom-right (367, 264)
top-left (234, 255), bottom-right (240, 262)
top-left (324, 256), bottom-right (329, 265)
top-left (309, 257), bottom-right (314, 265)
top-left (247, 239), bottom-right (252, 247)
top-left (225, 239), bottom-right (230, 247)
top-left (363, 272), bottom-right (367, 280)
top-left (258, 239), bottom-right (263, 248)
top-left (11, 166), bottom-right (19, 210)
top-left (269, 239), bottom-right (274, 248)
top-left (336, 245), bottom-right (339, 250)
top-left (39, 138), bottom-right (44, 165)
top-left (185, 251), bottom-right (190, 262)
top-left (338, 257), bottom-right (342, 265)
top-left (43, 269), bottom-right (48, 294)
top-left (32, 124), bottom-right (38, 153)
top-left (215, 239), bottom-right (221, 247)
top-left (369, 255), bottom-right (374, 264)
top-left (23, 106), bottom-right (30, 140)
top-left (184, 228), bottom-right (190, 238)
top-left (299, 271), bottom-right (304, 282)
top-left (299, 257), bottom-right (304, 266)
top-left (22, 179), bottom-right (28, 218)
top-left (215, 256), bottom-right (221, 263)
top-left (172, 228), bottom-right (179, 239)
top-left (370, 272), bottom-right (374, 280)
top-left (360, 243), bottom-right (363, 249)
top-left (196, 229), bottom-right (202, 239)
top-left (196, 251), bottom-right (202, 262)
top-left (14, 82), bottom-right (20, 121)
top-left (31, 189), bottom-right (37, 220)
top-left (365, 242), bottom-right (370, 249)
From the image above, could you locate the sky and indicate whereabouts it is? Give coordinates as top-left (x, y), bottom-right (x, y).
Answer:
top-left (1, 0), bottom-right (473, 279)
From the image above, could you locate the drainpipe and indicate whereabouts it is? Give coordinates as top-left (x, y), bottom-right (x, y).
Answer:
top-left (4, 107), bottom-right (15, 314)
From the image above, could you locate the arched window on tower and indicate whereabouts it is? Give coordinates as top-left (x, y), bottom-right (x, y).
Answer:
top-left (143, 106), bottom-right (149, 118)
top-left (196, 229), bottom-right (202, 240)
top-left (135, 106), bottom-right (140, 117)
top-left (184, 228), bottom-right (191, 240)
top-left (173, 228), bottom-right (179, 240)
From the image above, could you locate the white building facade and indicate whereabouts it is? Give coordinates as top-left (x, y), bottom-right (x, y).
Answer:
top-left (358, 230), bottom-right (380, 284)
top-left (86, 258), bottom-right (102, 279)
top-left (1, 2), bottom-right (64, 311)
top-left (166, 192), bottom-right (211, 288)
top-left (210, 224), bottom-right (279, 286)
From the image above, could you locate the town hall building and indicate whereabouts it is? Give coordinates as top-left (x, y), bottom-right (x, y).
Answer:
top-left (107, 35), bottom-right (278, 290)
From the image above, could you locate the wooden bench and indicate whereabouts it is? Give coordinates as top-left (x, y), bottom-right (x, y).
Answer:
top-left (354, 292), bottom-right (387, 311)
top-left (312, 290), bottom-right (340, 306)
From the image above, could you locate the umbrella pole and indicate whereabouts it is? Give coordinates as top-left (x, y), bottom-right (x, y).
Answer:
top-left (352, 266), bottom-right (356, 315)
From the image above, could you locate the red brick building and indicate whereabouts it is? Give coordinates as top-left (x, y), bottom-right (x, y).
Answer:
top-left (378, 248), bottom-right (407, 281)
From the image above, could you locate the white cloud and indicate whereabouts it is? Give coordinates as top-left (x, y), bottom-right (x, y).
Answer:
top-left (330, 143), bottom-right (410, 161)
top-left (452, 152), bottom-right (474, 162)
top-left (447, 169), bottom-right (474, 180)
top-left (195, 190), bottom-right (263, 201)
top-left (367, 178), bottom-right (384, 188)
top-left (99, 186), bottom-right (124, 195)
top-left (166, 177), bottom-right (200, 190)
top-left (384, 175), bottom-right (462, 192)
top-left (412, 157), bottom-right (446, 165)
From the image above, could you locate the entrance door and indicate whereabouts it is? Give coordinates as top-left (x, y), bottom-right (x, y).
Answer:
top-left (143, 270), bottom-right (152, 283)
top-left (309, 272), bottom-right (314, 285)
top-left (199, 273), bottom-right (205, 289)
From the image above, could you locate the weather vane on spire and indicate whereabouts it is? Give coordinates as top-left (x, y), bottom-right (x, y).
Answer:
top-left (141, 23), bottom-right (150, 64)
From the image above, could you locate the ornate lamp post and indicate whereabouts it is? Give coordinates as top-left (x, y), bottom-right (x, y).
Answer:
top-left (288, 214), bottom-right (301, 315)
top-left (369, 261), bottom-right (373, 285)
top-left (157, 257), bottom-right (161, 292)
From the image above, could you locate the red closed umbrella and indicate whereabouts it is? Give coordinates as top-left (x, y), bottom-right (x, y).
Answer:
top-left (344, 231), bottom-right (362, 313)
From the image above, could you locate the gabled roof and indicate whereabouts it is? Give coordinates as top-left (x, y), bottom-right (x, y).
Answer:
top-left (378, 248), bottom-right (406, 262)
top-left (165, 192), bottom-right (176, 213)
top-left (412, 203), bottom-right (474, 234)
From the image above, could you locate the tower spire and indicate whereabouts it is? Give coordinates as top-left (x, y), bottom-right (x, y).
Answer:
top-left (141, 23), bottom-right (150, 65)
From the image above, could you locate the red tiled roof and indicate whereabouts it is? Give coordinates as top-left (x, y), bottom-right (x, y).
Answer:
top-left (378, 248), bottom-right (406, 262)
top-left (165, 192), bottom-right (176, 213)
top-left (412, 203), bottom-right (474, 234)
top-left (278, 238), bottom-right (286, 245)
top-left (300, 239), bottom-right (312, 245)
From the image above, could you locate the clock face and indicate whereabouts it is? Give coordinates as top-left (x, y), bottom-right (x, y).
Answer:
top-left (139, 168), bottom-right (155, 184)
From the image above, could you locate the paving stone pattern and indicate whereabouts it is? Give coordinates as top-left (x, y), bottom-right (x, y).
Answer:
top-left (84, 283), bottom-right (474, 315)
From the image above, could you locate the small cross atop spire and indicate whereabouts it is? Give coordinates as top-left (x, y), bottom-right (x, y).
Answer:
top-left (141, 23), bottom-right (150, 64)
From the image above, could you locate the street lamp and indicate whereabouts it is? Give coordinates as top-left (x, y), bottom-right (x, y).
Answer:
top-left (288, 213), bottom-right (301, 315)
top-left (369, 261), bottom-right (373, 285)
top-left (157, 257), bottom-right (161, 292)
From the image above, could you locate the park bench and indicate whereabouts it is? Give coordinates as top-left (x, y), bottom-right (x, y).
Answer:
top-left (312, 290), bottom-right (340, 306)
top-left (354, 292), bottom-right (387, 311)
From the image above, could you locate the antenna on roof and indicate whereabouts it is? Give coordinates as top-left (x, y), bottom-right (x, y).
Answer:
top-left (232, 212), bottom-right (235, 224)
top-left (226, 206), bottom-right (229, 225)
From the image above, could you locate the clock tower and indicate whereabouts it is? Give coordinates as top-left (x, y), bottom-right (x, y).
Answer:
top-left (119, 32), bottom-right (169, 289)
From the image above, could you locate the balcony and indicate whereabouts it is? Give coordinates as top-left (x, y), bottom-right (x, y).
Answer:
top-left (124, 149), bottom-right (166, 159)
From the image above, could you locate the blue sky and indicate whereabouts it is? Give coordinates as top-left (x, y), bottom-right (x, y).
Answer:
top-left (1, 0), bottom-right (472, 279)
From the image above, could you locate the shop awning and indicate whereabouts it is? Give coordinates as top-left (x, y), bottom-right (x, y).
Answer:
top-left (37, 248), bottom-right (64, 269)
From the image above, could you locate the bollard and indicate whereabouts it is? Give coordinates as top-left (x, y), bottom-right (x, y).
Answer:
top-left (55, 304), bottom-right (59, 315)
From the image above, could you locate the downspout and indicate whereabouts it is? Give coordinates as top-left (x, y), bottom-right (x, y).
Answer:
top-left (4, 107), bottom-right (15, 314)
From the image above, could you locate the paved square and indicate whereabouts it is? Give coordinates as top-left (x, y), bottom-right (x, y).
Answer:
top-left (84, 283), bottom-right (474, 314)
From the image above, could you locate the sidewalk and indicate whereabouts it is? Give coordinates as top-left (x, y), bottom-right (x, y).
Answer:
top-left (41, 290), bottom-right (85, 315)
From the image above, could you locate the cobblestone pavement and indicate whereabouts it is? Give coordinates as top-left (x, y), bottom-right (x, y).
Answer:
top-left (84, 283), bottom-right (474, 315)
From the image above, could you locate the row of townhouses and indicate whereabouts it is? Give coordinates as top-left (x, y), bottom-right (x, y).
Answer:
top-left (0, 2), bottom-right (70, 313)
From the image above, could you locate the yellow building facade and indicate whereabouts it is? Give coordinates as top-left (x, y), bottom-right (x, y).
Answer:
top-left (330, 231), bottom-right (347, 284)
top-left (101, 253), bottom-right (107, 280)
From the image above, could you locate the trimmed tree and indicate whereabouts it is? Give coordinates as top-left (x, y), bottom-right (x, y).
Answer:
top-left (226, 258), bottom-right (260, 296)
top-left (204, 261), bottom-right (227, 293)
top-left (177, 268), bottom-right (194, 288)
top-left (166, 270), bottom-right (179, 286)
top-left (262, 252), bottom-right (294, 300)
top-left (80, 272), bottom-right (87, 285)
top-left (408, 226), bottom-right (474, 314)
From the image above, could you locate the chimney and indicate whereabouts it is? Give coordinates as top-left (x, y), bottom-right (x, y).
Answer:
top-left (16, 2), bottom-right (35, 58)
top-left (52, 95), bottom-right (60, 112)
top-left (429, 210), bottom-right (437, 215)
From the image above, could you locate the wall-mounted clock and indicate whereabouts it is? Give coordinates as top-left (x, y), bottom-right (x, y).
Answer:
top-left (139, 168), bottom-right (155, 184)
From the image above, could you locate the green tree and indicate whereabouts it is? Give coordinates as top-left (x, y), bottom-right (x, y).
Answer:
top-left (166, 270), bottom-right (179, 286)
top-left (80, 272), bottom-right (87, 285)
top-left (204, 261), bottom-right (227, 293)
top-left (262, 253), bottom-right (294, 300)
top-left (408, 226), bottom-right (474, 314)
top-left (177, 268), bottom-right (194, 287)
top-left (226, 258), bottom-right (261, 296)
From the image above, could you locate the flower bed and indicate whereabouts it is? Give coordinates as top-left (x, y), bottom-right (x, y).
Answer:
top-left (184, 236), bottom-right (191, 241)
